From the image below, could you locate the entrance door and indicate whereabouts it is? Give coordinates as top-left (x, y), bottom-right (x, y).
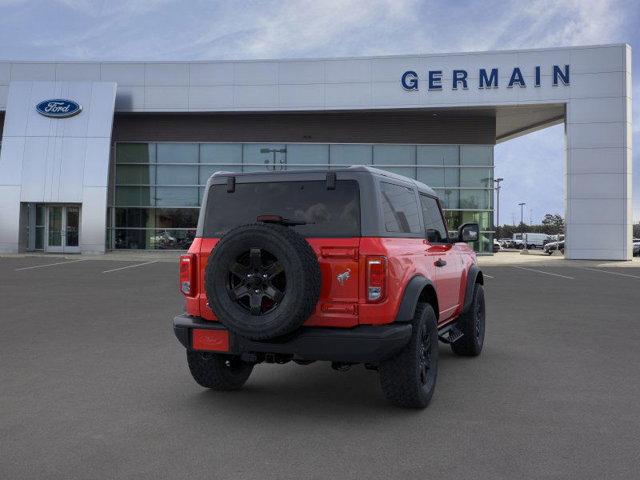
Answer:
top-left (46, 206), bottom-right (64, 253)
top-left (45, 205), bottom-right (81, 253)
top-left (64, 206), bottom-right (80, 253)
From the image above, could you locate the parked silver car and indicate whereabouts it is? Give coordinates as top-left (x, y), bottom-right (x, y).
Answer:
top-left (544, 240), bottom-right (565, 255)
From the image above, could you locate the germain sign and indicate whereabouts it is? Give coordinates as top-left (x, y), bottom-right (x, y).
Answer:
top-left (36, 99), bottom-right (82, 118)
top-left (401, 65), bottom-right (570, 91)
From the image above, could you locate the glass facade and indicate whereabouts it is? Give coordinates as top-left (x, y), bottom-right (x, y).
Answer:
top-left (109, 143), bottom-right (494, 253)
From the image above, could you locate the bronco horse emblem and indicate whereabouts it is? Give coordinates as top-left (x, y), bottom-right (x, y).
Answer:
top-left (336, 269), bottom-right (351, 286)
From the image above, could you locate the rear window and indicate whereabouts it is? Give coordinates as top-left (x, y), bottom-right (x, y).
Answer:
top-left (203, 180), bottom-right (360, 237)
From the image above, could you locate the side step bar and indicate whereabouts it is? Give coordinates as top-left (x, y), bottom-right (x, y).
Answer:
top-left (438, 323), bottom-right (464, 344)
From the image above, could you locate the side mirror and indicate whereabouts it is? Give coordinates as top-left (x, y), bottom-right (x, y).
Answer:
top-left (458, 223), bottom-right (480, 242)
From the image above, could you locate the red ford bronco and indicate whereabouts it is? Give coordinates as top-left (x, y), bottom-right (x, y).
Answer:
top-left (173, 166), bottom-right (485, 408)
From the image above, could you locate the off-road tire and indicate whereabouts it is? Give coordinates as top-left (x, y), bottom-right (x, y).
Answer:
top-left (187, 350), bottom-right (253, 390)
top-left (205, 223), bottom-right (321, 340)
top-left (451, 283), bottom-right (485, 356)
top-left (379, 304), bottom-right (439, 408)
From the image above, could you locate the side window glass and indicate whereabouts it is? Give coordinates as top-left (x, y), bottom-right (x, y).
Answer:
top-left (380, 182), bottom-right (421, 234)
top-left (420, 195), bottom-right (448, 243)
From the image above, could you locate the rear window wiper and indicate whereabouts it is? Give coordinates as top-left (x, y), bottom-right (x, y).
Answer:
top-left (257, 215), bottom-right (307, 226)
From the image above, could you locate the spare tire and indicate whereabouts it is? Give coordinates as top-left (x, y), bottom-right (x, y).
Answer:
top-left (204, 223), bottom-right (321, 340)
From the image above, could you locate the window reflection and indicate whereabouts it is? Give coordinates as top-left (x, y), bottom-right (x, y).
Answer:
top-left (116, 164), bottom-right (155, 185)
top-left (242, 144), bottom-right (286, 172)
top-left (444, 211), bottom-right (493, 231)
top-left (116, 143), bottom-right (155, 164)
top-left (460, 190), bottom-right (493, 209)
top-left (373, 145), bottom-right (415, 179)
top-left (461, 145), bottom-right (493, 166)
top-left (112, 142), bottom-right (495, 253)
top-left (115, 208), bottom-right (199, 229)
top-left (157, 144), bottom-right (198, 164)
top-left (112, 229), bottom-right (196, 250)
top-left (330, 144), bottom-right (372, 165)
top-left (287, 144), bottom-right (329, 170)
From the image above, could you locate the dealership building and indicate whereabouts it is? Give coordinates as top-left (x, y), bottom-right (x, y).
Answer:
top-left (0, 44), bottom-right (633, 258)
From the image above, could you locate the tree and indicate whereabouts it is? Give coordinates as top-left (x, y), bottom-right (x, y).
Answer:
top-left (634, 223), bottom-right (640, 239)
top-left (542, 214), bottom-right (564, 229)
top-left (494, 214), bottom-right (565, 238)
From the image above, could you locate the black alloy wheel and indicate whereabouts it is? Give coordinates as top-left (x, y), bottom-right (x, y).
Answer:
top-left (473, 287), bottom-right (485, 341)
top-left (450, 283), bottom-right (485, 357)
top-left (418, 326), bottom-right (433, 386)
top-left (227, 247), bottom-right (286, 316)
top-left (379, 303), bottom-right (439, 408)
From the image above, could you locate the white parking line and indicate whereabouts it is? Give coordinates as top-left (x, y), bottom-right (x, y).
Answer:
top-left (580, 267), bottom-right (640, 279)
top-left (102, 261), bottom-right (158, 274)
top-left (512, 266), bottom-right (574, 280)
top-left (483, 274), bottom-right (495, 279)
top-left (15, 259), bottom-right (86, 271)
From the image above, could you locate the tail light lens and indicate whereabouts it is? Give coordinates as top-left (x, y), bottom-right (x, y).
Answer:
top-left (179, 254), bottom-right (196, 296)
top-left (366, 256), bottom-right (387, 302)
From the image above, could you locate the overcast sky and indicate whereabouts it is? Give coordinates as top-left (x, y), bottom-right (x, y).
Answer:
top-left (0, 0), bottom-right (637, 225)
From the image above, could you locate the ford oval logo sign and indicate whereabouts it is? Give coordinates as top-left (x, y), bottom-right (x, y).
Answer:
top-left (36, 99), bottom-right (82, 118)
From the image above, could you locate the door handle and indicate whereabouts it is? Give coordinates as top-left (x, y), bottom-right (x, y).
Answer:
top-left (434, 258), bottom-right (447, 267)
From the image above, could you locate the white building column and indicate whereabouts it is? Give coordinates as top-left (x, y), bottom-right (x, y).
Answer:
top-left (0, 80), bottom-right (116, 254)
top-left (564, 45), bottom-right (632, 260)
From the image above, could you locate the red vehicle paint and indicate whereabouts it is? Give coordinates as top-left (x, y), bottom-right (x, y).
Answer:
top-left (182, 235), bottom-right (476, 328)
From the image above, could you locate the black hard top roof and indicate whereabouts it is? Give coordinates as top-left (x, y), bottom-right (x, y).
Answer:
top-left (209, 165), bottom-right (438, 197)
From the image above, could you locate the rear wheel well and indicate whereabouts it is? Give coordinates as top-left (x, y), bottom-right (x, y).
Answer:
top-left (476, 270), bottom-right (484, 285)
top-left (418, 284), bottom-right (439, 320)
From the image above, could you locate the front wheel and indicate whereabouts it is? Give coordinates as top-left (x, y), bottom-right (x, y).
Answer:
top-left (379, 304), bottom-right (439, 408)
top-left (187, 350), bottom-right (253, 390)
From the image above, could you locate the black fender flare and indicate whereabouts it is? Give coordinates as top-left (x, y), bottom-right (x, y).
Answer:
top-left (394, 275), bottom-right (438, 323)
top-left (462, 264), bottom-right (484, 314)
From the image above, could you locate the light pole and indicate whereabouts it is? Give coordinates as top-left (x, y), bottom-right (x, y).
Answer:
top-left (518, 202), bottom-right (526, 226)
top-left (494, 178), bottom-right (503, 227)
top-left (518, 202), bottom-right (527, 253)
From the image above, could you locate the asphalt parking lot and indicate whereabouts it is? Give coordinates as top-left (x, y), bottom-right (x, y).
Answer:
top-left (1, 255), bottom-right (640, 479)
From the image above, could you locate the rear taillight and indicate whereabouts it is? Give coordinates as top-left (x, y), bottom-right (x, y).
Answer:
top-left (179, 254), bottom-right (196, 296)
top-left (366, 256), bottom-right (387, 302)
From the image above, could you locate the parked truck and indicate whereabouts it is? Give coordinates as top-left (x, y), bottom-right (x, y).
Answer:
top-left (512, 232), bottom-right (552, 249)
top-left (173, 166), bottom-right (486, 408)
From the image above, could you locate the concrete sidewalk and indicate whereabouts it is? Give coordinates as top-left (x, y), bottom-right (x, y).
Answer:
top-left (0, 250), bottom-right (182, 263)
top-left (478, 251), bottom-right (640, 268)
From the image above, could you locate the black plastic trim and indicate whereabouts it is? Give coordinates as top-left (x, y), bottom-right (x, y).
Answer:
top-left (326, 171), bottom-right (336, 190)
top-left (393, 275), bottom-right (433, 323)
top-left (173, 314), bottom-right (412, 363)
top-left (226, 176), bottom-right (236, 192)
top-left (462, 264), bottom-right (483, 313)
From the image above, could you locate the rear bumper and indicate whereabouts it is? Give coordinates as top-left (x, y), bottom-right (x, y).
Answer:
top-left (173, 314), bottom-right (412, 364)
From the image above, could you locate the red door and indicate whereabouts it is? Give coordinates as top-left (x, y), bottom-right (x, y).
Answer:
top-left (420, 194), bottom-right (463, 322)
top-left (427, 244), bottom-right (462, 321)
